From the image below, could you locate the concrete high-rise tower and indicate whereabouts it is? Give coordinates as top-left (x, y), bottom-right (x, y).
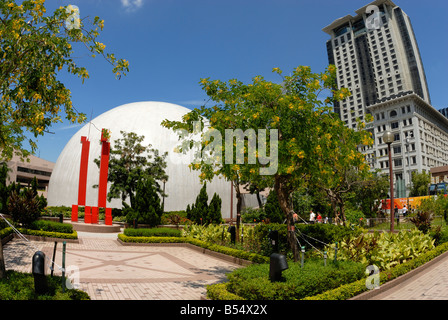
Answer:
top-left (323, 0), bottom-right (431, 129)
top-left (323, 0), bottom-right (448, 199)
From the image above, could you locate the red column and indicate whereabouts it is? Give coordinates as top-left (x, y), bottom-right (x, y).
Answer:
top-left (84, 206), bottom-right (91, 224)
top-left (78, 136), bottom-right (90, 206)
top-left (98, 129), bottom-right (110, 209)
top-left (105, 207), bottom-right (112, 225)
top-left (91, 207), bottom-right (99, 224)
top-left (71, 204), bottom-right (78, 222)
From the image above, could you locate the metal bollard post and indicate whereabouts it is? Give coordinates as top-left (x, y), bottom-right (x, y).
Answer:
top-left (51, 241), bottom-right (57, 277)
top-left (301, 246), bottom-right (305, 268)
top-left (269, 253), bottom-right (288, 282)
top-left (334, 242), bottom-right (338, 262)
top-left (227, 226), bottom-right (236, 244)
top-left (62, 241), bottom-right (66, 292)
top-left (324, 251), bottom-right (327, 266)
top-left (32, 251), bottom-right (48, 294)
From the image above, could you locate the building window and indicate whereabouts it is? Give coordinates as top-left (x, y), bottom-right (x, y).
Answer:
top-left (390, 110), bottom-right (397, 117)
top-left (391, 122), bottom-right (399, 129)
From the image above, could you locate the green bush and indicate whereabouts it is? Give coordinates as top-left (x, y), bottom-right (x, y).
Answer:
top-left (0, 270), bottom-right (89, 300)
top-left (124, 227), bottom-right (181, 237)
top-left (29, 220), bottom-right (73, 234)
top-left (8, 189), bottom-right (41, 228)
top-left (241, 207), bottom-right (265, 223)
top-left (326, 230), bottom-right (435, 271)
top-left (253, 223), bottom-right (362, 257)
top-left (225, 258), bottom-right (365, 300)
top-left (305, 241), bottom-right (448, 300)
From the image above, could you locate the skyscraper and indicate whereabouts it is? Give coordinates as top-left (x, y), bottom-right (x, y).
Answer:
top-left (323, 0), bottom-right (448, 198)
top-left (323, 0), bottom-right (431, 128)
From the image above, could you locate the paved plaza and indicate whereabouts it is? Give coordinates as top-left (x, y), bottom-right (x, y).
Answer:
top-left (4, 230), bottom-right (448, 300)
top-left (2, 231), bottom-right (241, 300)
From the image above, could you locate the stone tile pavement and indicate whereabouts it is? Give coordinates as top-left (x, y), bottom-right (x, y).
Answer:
top-left (352, 247), bottom-right (448, 300)
top-left (2, 231), bottom-right (241, 300)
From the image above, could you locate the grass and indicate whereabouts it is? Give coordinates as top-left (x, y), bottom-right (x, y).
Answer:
top-left (0, 270), bottom-right (90, 300)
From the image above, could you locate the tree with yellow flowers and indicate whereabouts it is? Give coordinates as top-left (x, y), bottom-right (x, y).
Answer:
top-left (0, 0), bottom-right (129, 279)
top-left (162, 65), bottom-right (372, 261)
top-left (0, 1), bottom-right (129, 160)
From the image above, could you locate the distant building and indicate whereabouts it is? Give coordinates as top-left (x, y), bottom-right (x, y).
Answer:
top-left (438, 107), bottom-right (448, 119)
top-left (3, 153), bottom-right (54, 198)
top-left (323, 0), bottom-right (447, 198)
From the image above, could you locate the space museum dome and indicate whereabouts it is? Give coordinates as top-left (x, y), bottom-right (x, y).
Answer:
top-left (47, 101), bottom-right (236, 218)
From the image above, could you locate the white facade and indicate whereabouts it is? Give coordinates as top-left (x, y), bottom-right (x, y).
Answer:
top-left (367, 94), bottom-right (448, 197)
top-left (47, 101), bottom-right (238, 219)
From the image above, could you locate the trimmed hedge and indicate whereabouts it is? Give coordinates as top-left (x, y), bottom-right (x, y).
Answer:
top-left (206, 238), bottom-right (448, 300)
top-left (206, 283), bottom-right (245, 300)
top-left (303, 241), bottom-right (448, 300)
top-left (223, 258), bottom-right (365, 300)
top-left (0, 270), bottom-right (90, 300)
top-left (0, 226), bottom-right (77, 240)
top-left (118, 234), bottom-right (269, 264)
top-left (124, 227), bottom-right (182, 237)
top-left (29, 220), bottom-right (74, 234)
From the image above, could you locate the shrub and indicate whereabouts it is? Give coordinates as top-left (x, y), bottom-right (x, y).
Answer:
top-left (410, 211), bottom-right (433, 234)
top-left (0, 270), bottom-right (89, 300)
top-left (8, 189), bottom-right (41, 228)
top-left (124, 227), bottom-right (181, 237)
top-left (263, 191), bottom-right (284, 223)
top-left (241, 207), bottom-right (265, 223)
top-left (225, 258), bottom-right (365, 300)
top-left (29, 220), bottom-right (73, 234)
top-left (326, 230), bottom-right (435, 270)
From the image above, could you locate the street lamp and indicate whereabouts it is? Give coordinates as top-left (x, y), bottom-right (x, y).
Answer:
top-left (383, 131), bottom-right (395, 232)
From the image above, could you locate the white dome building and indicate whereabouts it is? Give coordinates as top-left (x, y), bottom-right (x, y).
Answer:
top-left (47, 101), bottom-right (237, 219)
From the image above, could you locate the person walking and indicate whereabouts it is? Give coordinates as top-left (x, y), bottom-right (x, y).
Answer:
top-left (317, 213), bottom-right (322, 223)
top-left (309, 210), bottom-right (316, 224)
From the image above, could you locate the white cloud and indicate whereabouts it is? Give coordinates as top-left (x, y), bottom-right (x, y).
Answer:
top-left (120, 0), bottom-right (144, 12)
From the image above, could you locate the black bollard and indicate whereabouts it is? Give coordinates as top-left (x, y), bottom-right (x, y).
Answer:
top-left (32, 251), bottom-right (48, 294)
top-left (269, 253), bottom-right (288, 282)
top-left (227, 226), bottom-right (236, 244)
top-left (268, 230), bottom-right (279, 253)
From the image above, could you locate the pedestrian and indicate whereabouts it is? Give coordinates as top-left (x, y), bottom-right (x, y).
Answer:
top-left (317, 213), bottom-right (322, 223)
top-left (402, 205), bottom-right (408, 217)
top-left (324, 216), bottom-right (328, 224)
top-left (309, 210), bottom-right (316, 224)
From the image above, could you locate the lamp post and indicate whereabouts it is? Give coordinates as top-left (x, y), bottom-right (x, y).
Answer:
top-left (161, 178), bottom-right (166, 213)
top-left (383, 131), bottom-right (395, 232)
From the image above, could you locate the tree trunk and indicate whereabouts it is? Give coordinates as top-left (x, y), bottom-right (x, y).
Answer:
top-left (234, 178), bottom-right (242, 242)
top-left (0, 239), bottom-right (6, 279)
top-left (275, 176), bottom-right (299, 262)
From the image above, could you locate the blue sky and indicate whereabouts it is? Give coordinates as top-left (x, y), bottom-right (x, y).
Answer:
top-left (36, 0), bottom-right (448, 162)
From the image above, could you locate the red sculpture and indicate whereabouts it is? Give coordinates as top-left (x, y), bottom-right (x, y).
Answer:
top-left (72, 129), bottom-right (113, 226)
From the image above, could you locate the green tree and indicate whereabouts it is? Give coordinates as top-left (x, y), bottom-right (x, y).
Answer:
top-left (208, 192), bottom-right (222, 224)
top-left (128, 178), bottom-right (163, 227)
top-left (410, 170), bottom-right (431, 197)
top-left (0, 163), bottom-right (9, 214)
top-left (190, 183), bottom-right (209, 224)
top-left (8, 188), bottom-right (40, 227)
top-left (0, 1), bottom-right (129, 160)
top-left (0, 1), bottom-right (128, 279)
top-left (162, 65), bottom-right (370, 260)
top-left (264, 190), bottom-right (284, 223)
top-left (95, 131), bottom-right (168, 210)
